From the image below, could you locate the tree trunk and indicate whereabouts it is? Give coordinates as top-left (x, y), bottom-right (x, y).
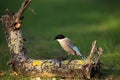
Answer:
top-left (0, 0), bottom-right (103, 79)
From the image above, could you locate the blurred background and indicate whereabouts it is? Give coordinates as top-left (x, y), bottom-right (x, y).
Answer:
top-left (0, 0), bottom-right (120, 79)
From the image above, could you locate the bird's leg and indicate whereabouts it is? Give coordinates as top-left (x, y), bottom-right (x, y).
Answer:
top-left (56, 55), bottom-right (63, 67)
top-left (56, 54), bottom-right (69, 67)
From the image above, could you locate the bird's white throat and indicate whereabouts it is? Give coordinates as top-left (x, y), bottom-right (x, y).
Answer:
top-left (57, 39), bottom-right (64, 42)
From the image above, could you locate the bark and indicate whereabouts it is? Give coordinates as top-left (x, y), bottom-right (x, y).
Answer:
top-left (0, 0), bottom-right (103, 79)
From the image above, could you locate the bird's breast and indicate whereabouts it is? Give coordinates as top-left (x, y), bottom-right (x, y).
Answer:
top-left (59, 41), bottom-right (76, 55)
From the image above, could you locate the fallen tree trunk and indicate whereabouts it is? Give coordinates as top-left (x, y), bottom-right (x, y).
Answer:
top-left (0, 0), bottom-right (103, 79)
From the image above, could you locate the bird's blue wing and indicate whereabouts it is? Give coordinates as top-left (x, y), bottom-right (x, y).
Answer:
top-left (68, 44), bottom-right (82, 56)
top-left (67, 44), bottom-right (86, 60)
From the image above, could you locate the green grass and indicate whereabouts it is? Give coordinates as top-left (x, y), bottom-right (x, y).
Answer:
top-left (0, 0), bottom-right (120, 79)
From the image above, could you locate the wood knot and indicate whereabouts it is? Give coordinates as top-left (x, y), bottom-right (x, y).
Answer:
top-left (13, 18), bottom-right (22, 30)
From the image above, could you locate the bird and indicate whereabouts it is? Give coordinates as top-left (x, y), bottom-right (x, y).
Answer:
top-left (54, 34), bottom-right (86, 60)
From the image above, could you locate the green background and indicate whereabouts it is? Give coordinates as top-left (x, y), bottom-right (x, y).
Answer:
top-left (0, 0), bottom-right (120, 79)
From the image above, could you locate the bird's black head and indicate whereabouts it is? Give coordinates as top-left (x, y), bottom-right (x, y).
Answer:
top-left (54, 34), bottom-right (65, 40)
